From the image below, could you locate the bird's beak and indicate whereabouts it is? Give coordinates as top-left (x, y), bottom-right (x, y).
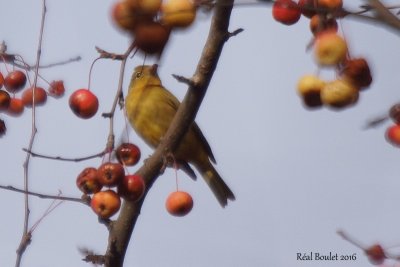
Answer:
top-left (150, 64), bottom-right (158, 75)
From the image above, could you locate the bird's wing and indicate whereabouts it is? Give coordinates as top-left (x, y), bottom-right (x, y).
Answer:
top-left (176, 160), bottom-right (197, 180)
top-left (158, 86), bottom-right (217, 164)
top-left (191, 122), bottom-right (216, 164)
top-left (160, 86), bottom-right (180, 112)
top-left (157, 86), bottom-right (201, 178)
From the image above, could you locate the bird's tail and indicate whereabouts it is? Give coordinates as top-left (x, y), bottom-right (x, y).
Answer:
top-left (197, 161), bottom-right (235, 207)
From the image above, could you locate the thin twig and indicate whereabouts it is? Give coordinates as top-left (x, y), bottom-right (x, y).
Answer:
top-left (342, 2), bottom-right (400, 33)
top-left (88, 57), bottom-right (102, 90)
top-left (0, 185), bottom-right (87, 204)
top-left (367, 0), bottom-right (400, 32)
top-left (30, 199), bottom-right (64, 233)
top-left (226, 28), bottom-right (244, 39)
top-left (0, 51), bottom-right (81, 70)
top-left (22, 148), bottom-right (108, 162)
top-left (95, 46), bottom-right (129, 60)
top-left (363, 114), bottom-right (389, 129)
top-left (36, 56), bottom-right (81, 69)
top-left (16, 1), bottom-right (47, 266)
top-left (172, 74), bottom-right (193, 86)
top-left (79, 247), bottom-right (106, 265)
top-left (100, 42), bottom-right (136, 152)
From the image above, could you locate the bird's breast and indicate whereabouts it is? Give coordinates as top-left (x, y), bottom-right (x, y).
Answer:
top-left (126, 88), bottom-right (174, 148)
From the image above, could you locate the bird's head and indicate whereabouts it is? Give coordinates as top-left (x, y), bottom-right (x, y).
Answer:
top-left (130, 64), bottom-right (161, 89)
top-left (133, 64), bottom-right (159, 78)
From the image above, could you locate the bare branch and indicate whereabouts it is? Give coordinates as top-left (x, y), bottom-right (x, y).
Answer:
top-left (342, 2), bottom-right (400, 34)
top-left (226, 28), bottom-right (244, 39)
top-left (83, 254), bottom-right (106, 265)
top-left (79, 247), bottom-right (106, 265)
top-left (17, 2), bottom-right (47, 265)
top-left (172, 74), bottom-right (193, 86)
top-left (363, 114), bottom-right (389, 129)
top-left (0, 49), bottom-right (81, 70)
top-left (367, 0), bottom-right (400, 31)
top-left (22, 148), bottom-right (108, 162)
top-left (95, 46), bottom-right (129, 60)
top-left (0, 185), bottom-right (88, 204)
top-left (16, 233), bottom-right (32, 258)
top-left (103, 42), bottom-right (136, 152)
top-left (103, 0), bottom-right (236, 265)
top-left (38, 56), bottom-right (81, 69)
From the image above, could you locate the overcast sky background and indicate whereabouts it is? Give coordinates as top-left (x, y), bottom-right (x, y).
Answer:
top-left (2, 1), bottom-right (400, 267)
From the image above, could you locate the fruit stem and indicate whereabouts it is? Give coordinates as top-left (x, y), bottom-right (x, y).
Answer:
top-left (17, 1), bottom-right (47, 267)
top-left (88, 57), bottom-right (102, 91)
top-left (0, 55), bottom-right (11, 73)
top-left (105, 42), bottom-right (136, 154)
top-left (14, 55), bottom-right (32, 87)
top-left (30, 198), bottom-right (64, 233)
top-left (123, 107), bottom-right (131, 143)
top-left (338, 19), bottom-right (352, 61)
top-left (174, 162), bottom-right (179, 191)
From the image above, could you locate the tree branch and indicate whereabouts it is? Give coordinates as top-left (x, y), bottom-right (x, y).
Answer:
top-left (22, 148), bottom-right (107, 162)
top-left (17, 1), bottom-right (47, 266)
top-left (367, 0), bottom-right (400, 32)
top-left (343, 2), bottom-right (400, 34)
top-left (100, 42), bottom-right (137, 153)
top-left (0, 185), bottom-right (88, 204)
top-left (103, 0), bottom-right (235, 266)
top-left (0, 50), bottom-right (81, 70)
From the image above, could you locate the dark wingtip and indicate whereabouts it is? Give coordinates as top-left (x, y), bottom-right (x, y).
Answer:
top-left (214, 182), bottom-right (235, 208)
top-left (222, 191), bottom-right (236, 208)
top-left (177, 160), bottom-right (197, 181)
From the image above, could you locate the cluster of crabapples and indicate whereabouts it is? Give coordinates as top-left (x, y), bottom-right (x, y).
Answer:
top-left (0, 68), bottom-right (65, 136)
top-left (111, 0), bottom-right (197, 55)
top-left (66, 0), bottom-right (200, 120)
top-left (77, 142), bottom-right (144, 219)
top-left (272, 0), bottom-right (373, 110)
top-left (77, 142), bottom-right (193, 219)
top-left (0, 66), bottom-right (100, 134)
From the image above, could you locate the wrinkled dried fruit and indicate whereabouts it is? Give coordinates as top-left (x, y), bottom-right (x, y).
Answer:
top-left (48, 80), bottom-right (65, 98)
top-left (341, 58), bottom-right (372, 89)
top-left (97, 162), bottom-right (125, 187)
top-left (320, 79), bottom-right (359, 109)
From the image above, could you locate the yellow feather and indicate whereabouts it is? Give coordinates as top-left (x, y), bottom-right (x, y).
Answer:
top-left (125, 65), bottom-right (235, 207)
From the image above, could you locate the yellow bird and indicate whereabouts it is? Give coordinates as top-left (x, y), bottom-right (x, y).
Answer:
top-left (125, 64), bottom-right (235, 207)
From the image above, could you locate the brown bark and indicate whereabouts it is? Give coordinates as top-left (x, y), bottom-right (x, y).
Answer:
top-left (104, 0), bottom-right (235, 266)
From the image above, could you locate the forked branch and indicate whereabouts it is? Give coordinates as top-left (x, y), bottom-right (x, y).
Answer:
top-left (103, 0), bottom-right (236, 266)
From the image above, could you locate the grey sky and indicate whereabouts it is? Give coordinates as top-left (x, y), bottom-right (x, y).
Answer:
top-left (1, 1), bottom-right (400, 266)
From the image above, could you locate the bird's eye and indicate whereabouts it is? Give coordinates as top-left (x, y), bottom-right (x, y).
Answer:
top-left (135, 72), bottom-right (142, 79)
